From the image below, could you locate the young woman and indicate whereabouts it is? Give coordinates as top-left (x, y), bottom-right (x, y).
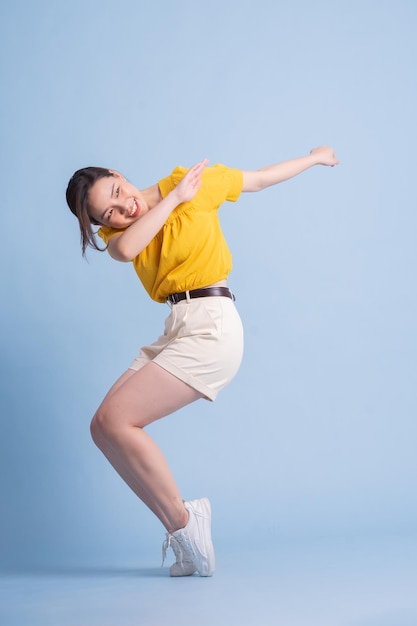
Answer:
top-left (66, 146), bottom-right (339, 577)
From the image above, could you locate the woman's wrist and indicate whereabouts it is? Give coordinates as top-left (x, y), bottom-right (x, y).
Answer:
top-left (168, 187), bottom-right (184, 207)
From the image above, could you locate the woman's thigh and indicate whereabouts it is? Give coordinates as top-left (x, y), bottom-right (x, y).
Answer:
top-left (96, 362), bottom-right (203, 428)
top-left (100, 369), bottom-right (137, 403)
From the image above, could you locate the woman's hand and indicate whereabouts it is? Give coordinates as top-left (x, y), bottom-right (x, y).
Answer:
top-left (309, 146), bottom-right (339, 166)
top-left (172, 159), bottom-right (209, 203)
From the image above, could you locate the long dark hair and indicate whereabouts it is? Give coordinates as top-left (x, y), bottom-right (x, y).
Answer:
top-left (66, 167), bottom-right (114, 255)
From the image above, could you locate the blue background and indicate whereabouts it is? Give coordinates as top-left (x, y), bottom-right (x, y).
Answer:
top-left (1, 0), bottom-right (416, 573)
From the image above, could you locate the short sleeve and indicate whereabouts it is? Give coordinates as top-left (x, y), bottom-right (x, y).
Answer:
top-left (214, 164), bottom-right (243, 202)
top-left (97, 225), bottom-right (125, 245)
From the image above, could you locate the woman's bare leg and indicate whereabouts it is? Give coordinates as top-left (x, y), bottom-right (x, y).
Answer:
top-left (90, 362), bottom-right (203, 532)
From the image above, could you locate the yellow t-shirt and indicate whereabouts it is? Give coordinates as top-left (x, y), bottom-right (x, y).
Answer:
top-left (98, 164), bottom-right (243, 303)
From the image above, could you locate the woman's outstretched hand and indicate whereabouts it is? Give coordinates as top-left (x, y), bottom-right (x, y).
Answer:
top-left (172, 159), bottom-right (209, 203)
top-left (310, 146), bottom-right (339, 166)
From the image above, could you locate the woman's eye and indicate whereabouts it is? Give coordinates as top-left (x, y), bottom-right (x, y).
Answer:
top-left (116, 187), bottom-right (120, 197)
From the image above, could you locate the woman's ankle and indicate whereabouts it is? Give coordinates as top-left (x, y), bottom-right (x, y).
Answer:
top-left (170, 506), bottom-right (189, 533)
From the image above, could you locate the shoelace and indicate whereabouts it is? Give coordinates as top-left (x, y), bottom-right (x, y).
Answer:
top-left (162, 533), bottom-right (186, 568)
top-left (161, 533), bottom-right (172, 567)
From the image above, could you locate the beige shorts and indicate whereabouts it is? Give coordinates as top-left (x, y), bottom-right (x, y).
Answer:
top-left (129, 296), bottom-right (244, 401)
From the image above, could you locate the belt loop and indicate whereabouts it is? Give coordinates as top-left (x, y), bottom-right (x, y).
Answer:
top-left (185, 290), bottom-right (191, 303)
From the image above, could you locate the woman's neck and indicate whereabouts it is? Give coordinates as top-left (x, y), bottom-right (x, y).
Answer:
top-left (141, 183), bottom-right (162, 210)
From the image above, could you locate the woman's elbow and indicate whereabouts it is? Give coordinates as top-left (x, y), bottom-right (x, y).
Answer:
top-left (241, 171), bottom-right (265, 193)
top-left (108, 241), bottom-right (137, 262)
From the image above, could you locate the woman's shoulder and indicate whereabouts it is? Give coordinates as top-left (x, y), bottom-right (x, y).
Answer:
top-left (97, 225), bottom-right (125, 244)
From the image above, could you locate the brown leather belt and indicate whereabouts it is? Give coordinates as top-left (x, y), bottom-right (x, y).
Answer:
top-left (167, 286), bottom-right (235, 305)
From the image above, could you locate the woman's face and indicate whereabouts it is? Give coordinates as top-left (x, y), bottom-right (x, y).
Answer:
top-left (88, 172), bottom-right (149, 228)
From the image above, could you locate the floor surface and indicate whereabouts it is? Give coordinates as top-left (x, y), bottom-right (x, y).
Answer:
top-left (1, 534), bottom-right (416, 626)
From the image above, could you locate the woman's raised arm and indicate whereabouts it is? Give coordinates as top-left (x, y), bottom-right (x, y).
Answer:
top-left (241, 146), bottom-right (339, 192)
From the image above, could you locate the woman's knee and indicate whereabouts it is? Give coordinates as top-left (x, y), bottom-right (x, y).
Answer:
top-left (90, 404), bottom-right (117, 444)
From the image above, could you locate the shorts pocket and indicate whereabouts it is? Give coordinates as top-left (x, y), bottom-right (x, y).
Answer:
top-left (181, 299), bottom-right (222, 337)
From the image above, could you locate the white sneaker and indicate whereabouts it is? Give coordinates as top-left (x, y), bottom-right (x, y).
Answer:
top-left (172, 498), bottom-right (215, 577)
top-left (162, 533), bottom-right (197, 577)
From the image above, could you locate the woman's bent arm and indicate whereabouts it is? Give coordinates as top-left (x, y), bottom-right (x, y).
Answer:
top-left (108, 160), bottom-right (208, 262)
top-left (242, 146), bottom-right (339, 192)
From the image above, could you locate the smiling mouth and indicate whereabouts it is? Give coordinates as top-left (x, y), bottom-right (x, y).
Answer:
top-left (128, 199), bottom-right (140, 218)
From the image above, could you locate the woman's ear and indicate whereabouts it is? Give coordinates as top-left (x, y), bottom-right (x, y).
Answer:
top-left (108, 169), bottom-right (125, 180)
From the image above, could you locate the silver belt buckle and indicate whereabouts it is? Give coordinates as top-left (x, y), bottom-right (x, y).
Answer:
top-left (167, 293), bottom-right (180, 305)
